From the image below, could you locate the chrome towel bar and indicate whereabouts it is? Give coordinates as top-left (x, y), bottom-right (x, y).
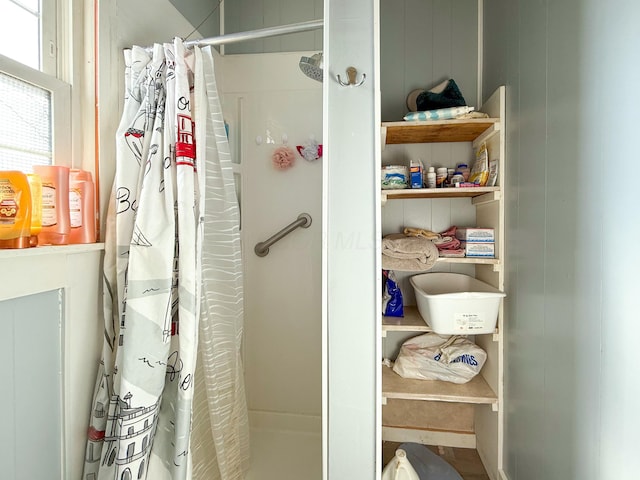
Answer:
top-left (254, 213), bottom-right (312, 257)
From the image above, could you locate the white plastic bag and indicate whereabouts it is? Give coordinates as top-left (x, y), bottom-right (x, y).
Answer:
top-left (392, 333), bottom-right (486, 384)
top-left (382, 449), bottom-right (419, 480)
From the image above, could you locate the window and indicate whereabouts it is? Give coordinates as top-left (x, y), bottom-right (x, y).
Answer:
top-left (0, 0), bottom-right (71, 173)
top-left (0, 0), bottom-right (56, 74)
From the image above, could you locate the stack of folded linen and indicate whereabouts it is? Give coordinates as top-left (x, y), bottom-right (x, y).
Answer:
top-left (381, 233), bottom-right (439, 271)
top-left (403, 226), bottom-right (465, 258)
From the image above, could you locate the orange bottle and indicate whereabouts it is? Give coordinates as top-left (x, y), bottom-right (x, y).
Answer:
top-left (33, 165), bottom-right (70, 245)
top-left (26, 173), bottom-right (42, 246)
top-left (0, 171), bottom-right (32, 248)
top-left (68, 169), bottom-right (96, 244)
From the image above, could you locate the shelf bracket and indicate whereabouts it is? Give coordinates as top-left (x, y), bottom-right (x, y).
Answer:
top-left (472, 191), bottom-right (501, 206)
top-left (492, 401), bottom-right (499, 413)
top-left (472, 122), bottom-right (501, 149)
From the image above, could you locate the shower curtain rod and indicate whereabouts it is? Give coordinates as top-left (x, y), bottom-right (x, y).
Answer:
top-left (183, 19), bottom-right (323, 48)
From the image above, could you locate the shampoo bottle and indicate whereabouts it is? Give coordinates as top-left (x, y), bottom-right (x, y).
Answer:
top-left (0, 171), bottom-right (32, 248)
top-left (68, 169), bottom-right (96, 244)
top-left (33, 165), bottom-right (70, 245)
top-left (26, 173), bottom-right (42, 246)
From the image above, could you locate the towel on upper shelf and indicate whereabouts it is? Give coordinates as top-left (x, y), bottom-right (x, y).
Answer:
top-left (381, 233), bottom-right (439, 271)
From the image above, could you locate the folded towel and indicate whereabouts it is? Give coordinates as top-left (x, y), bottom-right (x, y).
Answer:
top-left (403, 227), bottom-right (441, 240)
top-left (381, 234), bottom-right (439, 271)
top-left (432, 235), bottom-right (461, 250)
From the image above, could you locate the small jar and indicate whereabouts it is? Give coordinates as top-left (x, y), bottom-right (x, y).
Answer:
top-left (457, 163), bottom-right (470, 181)
top-left (451, 171), bottom-right (465, 186)
top-left (436, 167), bottom-right (448, 188)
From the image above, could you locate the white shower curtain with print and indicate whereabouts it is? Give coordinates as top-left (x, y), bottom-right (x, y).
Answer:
top-left (83, 39), bottom-right (249, 480)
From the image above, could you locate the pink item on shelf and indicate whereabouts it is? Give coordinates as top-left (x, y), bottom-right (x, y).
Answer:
top-left (432, 225), bottom-right (462, 255)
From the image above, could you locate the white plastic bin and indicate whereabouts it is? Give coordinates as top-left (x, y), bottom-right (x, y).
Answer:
top-left (409, 273), bottom-right (505, 334)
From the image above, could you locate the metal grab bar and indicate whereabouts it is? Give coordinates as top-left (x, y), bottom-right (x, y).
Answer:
top-left (254, 213), bottom-right (312, 257)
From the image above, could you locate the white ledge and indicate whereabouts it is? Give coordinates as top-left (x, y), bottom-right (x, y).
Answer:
top-left (0, 242), bottom-right (105, 258)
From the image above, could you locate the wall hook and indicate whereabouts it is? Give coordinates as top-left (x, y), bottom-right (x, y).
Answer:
top-left (337, 66), bottom-right (366, 87)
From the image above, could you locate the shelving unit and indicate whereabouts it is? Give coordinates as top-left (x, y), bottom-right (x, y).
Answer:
top-left (379, 86), bottom-right (506, 477)
top-left (382, 118), bottom-right (499, 144)
top-left (382, 366), bottom-right (498, 405)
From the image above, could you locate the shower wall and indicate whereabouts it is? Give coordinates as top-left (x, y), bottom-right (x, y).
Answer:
top-left (217, 52), bottom-right (323, 422)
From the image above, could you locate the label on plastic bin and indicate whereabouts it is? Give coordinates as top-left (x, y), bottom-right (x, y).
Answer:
top-left (454, 313), bottom-right (485, 331)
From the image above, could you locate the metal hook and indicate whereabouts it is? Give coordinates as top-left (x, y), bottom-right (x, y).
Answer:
top-left (337, 66), bottom-right (366, 87)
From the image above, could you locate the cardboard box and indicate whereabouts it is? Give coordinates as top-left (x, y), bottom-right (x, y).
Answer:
top-left (461, 241), bottom-right (495, 257)
top-left (455, 227), bottom-right (495, 243)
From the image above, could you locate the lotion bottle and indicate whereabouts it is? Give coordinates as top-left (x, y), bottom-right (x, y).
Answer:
top-left (33, 165), bottom-right (70, 245)
top-left (68, 169), bottom-right (96, 244)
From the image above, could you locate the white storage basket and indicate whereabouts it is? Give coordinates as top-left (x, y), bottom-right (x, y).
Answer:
top-left (409, 272), bottom-right (505, 334)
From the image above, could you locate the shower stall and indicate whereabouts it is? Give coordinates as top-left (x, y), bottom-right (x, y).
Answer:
top-left (89, 1), bottom-right (378, 478)
top-left (220, 50), bottom-right (323, 479)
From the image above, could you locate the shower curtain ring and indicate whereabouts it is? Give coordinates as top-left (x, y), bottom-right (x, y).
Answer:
top-left (337, 66), bottom-right (366, 87)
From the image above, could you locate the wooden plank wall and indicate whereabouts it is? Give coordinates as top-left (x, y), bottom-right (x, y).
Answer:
top-left (380, 0), bottom-right (479, 122)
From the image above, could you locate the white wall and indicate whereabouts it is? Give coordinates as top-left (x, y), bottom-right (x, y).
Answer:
top-left (483, 0), bottom-right (640, 478)
top-left (218, 52), bottom-right (323, 419)
top-left (380, 0), bottom-right (479, 122)
top-left (224, 0), bottom-right (323, 54)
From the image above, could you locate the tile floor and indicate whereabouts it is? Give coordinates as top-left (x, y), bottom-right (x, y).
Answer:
top-left (245, 427), bottom-right (322, 480)
top-left (243, 431), bottom-right (488, 479)
top-left (382, 441), bottom-right (490, 480)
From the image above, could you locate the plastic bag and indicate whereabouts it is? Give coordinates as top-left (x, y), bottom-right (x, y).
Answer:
top-left (382, 270), bottom-right (404, 317)
top-left (398, 443), bottom-right (463, 480)
top-left (469, 142), bottom-right (489, 185)
top-left (392, 333), bottom-right (486, 384)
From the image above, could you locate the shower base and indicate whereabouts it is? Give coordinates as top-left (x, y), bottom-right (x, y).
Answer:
top-left (245, 412), bottom-right (322, 480)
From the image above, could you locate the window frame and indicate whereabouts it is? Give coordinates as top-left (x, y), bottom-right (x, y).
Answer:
top-left (0, 51), bottom-right (71, 169)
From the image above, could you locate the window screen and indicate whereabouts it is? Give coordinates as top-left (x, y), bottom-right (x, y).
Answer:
top-left (0, 71), bottom-right (52, 172)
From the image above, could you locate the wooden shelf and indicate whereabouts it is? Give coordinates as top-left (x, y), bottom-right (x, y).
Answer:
top-left (437, 256), bottom-right (499, 265)
top-left (382, 365), bottom-right (497, 405)
top-left (383, 306), bottom-right (430, 333)
top-left (382, 186), bottom-right (499, 200)
top-left (382, 118), bottom-right (500, 144)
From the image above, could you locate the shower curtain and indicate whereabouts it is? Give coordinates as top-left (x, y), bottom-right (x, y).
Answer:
top-left (83, 39), bottom-right (249, 480)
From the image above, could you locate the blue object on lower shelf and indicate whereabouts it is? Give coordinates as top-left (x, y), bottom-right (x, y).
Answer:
top-left (399, 443), bottom-right (464, 480)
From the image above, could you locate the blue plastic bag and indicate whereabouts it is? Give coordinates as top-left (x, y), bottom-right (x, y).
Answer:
top-left (382, 270), bottom-right (404, 317)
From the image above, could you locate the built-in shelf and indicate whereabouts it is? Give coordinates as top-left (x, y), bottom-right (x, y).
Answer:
top-left (382, 365), bottom-right (498, 405)
top-left (0, 242), bottom-right (105, 258)
top-left (437, 256), bottom-right (499, 265)
top-left (382, 186), bottom-right (500, 201)
top-left (381, 118), bottom-right (500, 145)
top-left (383, 306), bottom-right (429, 333)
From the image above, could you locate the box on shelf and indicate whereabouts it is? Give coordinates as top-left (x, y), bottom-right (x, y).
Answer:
top-left (409, 272), bottom-right (505, 334)
top-left (455, 227), bottom-right (494, 243)
top-left (461, 241), bottom-right (495, 257)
